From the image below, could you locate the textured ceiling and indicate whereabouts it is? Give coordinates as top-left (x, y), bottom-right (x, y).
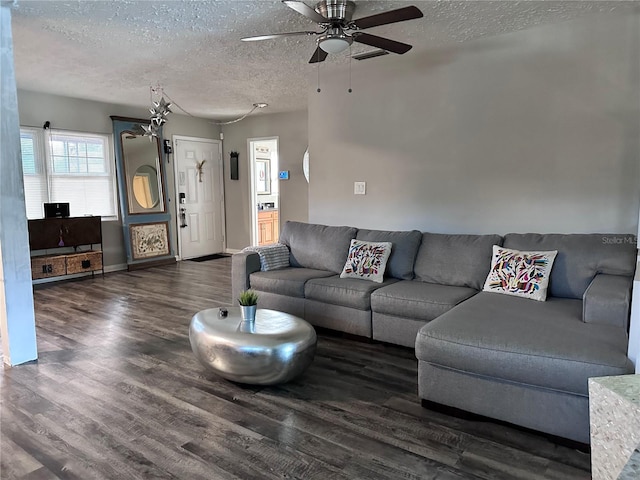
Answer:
top-left (10, 1), bottom-right (636, 120)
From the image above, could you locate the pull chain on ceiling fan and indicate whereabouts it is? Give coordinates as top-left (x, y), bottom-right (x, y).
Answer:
top-left (241, 0), bottom-right (423, 64)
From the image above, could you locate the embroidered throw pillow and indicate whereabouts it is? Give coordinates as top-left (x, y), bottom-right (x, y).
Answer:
top-left (483, 245), bottom-right (558, 301)
top-left (340, 239), bottom-right (392, 283)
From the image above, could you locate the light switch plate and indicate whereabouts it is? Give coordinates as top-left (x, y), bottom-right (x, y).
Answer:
top-left (354, 181), bottom-right (366, 195)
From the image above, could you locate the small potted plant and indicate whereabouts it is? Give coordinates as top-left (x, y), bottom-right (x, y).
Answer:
top-left (238, 289), bottom-right (259, 322)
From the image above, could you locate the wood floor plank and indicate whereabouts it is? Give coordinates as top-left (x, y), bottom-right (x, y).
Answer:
top-left (0, 435), bottom-right (46, 479)
top-left (1, 258), bottom-right (592, 479)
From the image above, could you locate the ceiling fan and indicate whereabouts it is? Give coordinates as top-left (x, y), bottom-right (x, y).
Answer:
top-left (241, 0), bottom-right (423, 63)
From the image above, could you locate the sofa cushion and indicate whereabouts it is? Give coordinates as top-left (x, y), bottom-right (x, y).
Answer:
top-left (371, 280), bottom-right (478, 321)
top-left (482, 245), bottom-right (558, 302)
top-left (305, 275), bottom-right (399, 310)
top-left (416, 292), bottom-right (634, 396)
top-left (414, 233), bottom-right (502, 290)
top-left (503, 233), bottom-right (636, 299)
top-left (340, 239), bottom-right (392, 283)
top-left (250, 267), bottom-right (334, 298)
top-left (356, 229), bottom-right (422, 280)
top-left (279, 221), bottom-right (357, 274)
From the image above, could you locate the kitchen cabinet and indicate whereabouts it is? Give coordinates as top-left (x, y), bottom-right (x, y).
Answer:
top-left (258, 210), bottom-right (279, 246)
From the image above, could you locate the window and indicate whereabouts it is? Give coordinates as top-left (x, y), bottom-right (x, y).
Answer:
top-left (19, 128), bottom-right (117, 220)
top-left (20, 128), bottom-right (48, 219)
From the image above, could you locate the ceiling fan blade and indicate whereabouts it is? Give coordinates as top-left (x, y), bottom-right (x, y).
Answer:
top-left (353, 33), bottom-right (412, 54)
top-left (282, 1), bottom-right (328, 24)
top-left (309, 46), bottom-right (328, 64)
top-left (241, 31), bottom-right (318, 42)
top-left (353, 6), bottom-right (423, 30)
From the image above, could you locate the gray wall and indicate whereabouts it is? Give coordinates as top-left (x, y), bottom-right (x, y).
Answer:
top-left (309, 13), bottom-right (640, 235)
top-left (17, 90), bottom-right (219, 267)
top-left (222, 110), bottom-right (308, 250)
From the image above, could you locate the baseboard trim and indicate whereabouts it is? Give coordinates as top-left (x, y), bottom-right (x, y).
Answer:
top-left (104, 263), bottom-right (127, 273)
top-left (127, 257), bottom-right (177, 271)
top-left (225, 248), bottom-right (241, 254)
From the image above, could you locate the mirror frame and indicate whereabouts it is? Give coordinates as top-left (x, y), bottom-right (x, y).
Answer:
top-left (111, 116), bottom-right (174, 269)
top-left (119, 129), bottom-right (167, 215)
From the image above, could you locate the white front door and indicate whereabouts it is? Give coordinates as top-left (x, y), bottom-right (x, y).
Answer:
top-left (174, 136), bottom-right (224, 259)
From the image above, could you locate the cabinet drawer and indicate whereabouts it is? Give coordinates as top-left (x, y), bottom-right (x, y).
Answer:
top-left (66, 251), bottom-right (103, 274)
top-left (258, 211), bottom-right (275, 221)
top-left (31, 255), bottom-right (67, 279)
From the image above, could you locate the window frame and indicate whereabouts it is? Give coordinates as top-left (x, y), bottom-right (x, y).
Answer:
top-left (19, 126), bottom-right (119, 221)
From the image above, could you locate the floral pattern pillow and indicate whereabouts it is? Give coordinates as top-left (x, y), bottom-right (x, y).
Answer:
top-left (483, 245), bottom-right (558, 301)
top-left (340, 239), bottom-right (392, 283)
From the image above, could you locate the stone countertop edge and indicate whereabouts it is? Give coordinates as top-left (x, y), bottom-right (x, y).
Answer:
top-left (589, 374), bottom-right (640, 406)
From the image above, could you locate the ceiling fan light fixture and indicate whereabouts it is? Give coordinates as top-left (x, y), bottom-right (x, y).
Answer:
top-left (319, 36), bottom-right (351, 54)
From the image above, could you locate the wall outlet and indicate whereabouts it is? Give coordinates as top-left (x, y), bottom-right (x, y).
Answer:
top-left (354, 181), bottom-right (366, 195)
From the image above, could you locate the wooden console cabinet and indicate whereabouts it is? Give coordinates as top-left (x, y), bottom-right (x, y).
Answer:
top-left (258, 210), bottom-right (279, 246)
top-left (28, 216), bottom-right (103, 280)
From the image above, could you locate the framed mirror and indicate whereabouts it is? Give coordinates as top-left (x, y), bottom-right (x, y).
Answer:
top-left (256, 158), bottom-right (271, 195)
top-left (120, 130), bottom-right (166, 214)
top-left (112, 116), bottom-right (174, 269)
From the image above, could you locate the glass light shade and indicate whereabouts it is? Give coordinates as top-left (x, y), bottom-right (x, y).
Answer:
top-left (319, 37), bottom-right (350, 54)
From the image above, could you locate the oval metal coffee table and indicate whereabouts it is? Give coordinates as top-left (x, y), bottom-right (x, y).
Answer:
top-left (189, 307), bottom-right (317, 385)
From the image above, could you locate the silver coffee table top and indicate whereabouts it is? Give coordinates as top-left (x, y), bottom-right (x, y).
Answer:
top-left (189, 307), bottom-right (317, 385)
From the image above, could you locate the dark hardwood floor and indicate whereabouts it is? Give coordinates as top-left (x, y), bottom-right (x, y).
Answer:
top-left (1, 258), bottom-right (591, 479)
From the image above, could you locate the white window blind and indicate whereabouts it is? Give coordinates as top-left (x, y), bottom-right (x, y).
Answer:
top-left (19, 128), bottom-right (118, 220)
top-left (20, 128), bottom-right (48, 219)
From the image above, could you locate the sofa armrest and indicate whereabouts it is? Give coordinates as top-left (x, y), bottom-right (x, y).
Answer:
top-left (583, 273), bottom-right (633, 329)
top-left (231, 252), bottom-right (261, 301)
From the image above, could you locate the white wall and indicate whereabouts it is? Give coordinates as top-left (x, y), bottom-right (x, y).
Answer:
top-left (17, 90), bottom-right (219, 267)
top-left (308, 12), bottom-right (640, 235)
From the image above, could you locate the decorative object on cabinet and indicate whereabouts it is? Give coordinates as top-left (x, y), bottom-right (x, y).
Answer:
top-left (28, 216), bottom-right (103, 280)
top-left (44, 202), bottom-right (70, 219)
top-left (112, 116), bottom-right (175, 270)
top-left (130, 222), bottom-right (170, 260)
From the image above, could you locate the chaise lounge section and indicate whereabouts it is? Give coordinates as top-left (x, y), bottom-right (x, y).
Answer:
top-left (416, 233), bottom-right (636, 443)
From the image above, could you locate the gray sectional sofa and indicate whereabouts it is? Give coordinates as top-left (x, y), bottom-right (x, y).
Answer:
top-left (232, 221), bottom-right (637, 443)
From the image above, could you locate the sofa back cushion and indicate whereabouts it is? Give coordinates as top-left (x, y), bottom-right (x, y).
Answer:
top-left (356, 229), bottom-right (422, 280)
top-left (414, 233), bottom-right (503, 290)
top-left (279, 221), bottom-right (357, 273)
top-left (503, 233), bottom-right (637, 299)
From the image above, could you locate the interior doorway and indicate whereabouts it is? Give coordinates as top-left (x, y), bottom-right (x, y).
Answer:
top-left (248, 137), bottom-right (279, 247)
top-left (173, 135), bottom-right (225, 259)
